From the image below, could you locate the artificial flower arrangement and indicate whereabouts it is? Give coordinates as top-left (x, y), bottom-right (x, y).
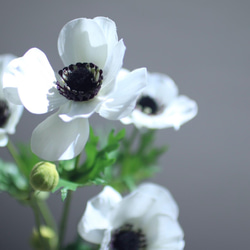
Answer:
top-left (0, 16), bottom-right (197, 250)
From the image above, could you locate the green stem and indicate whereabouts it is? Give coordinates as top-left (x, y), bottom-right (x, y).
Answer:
top-left (37, 199), bottom-right (57, 233)
top-left (58, 190), bottom-right (73, 249)
top-left (31, 196), bottom-right (50, 250)
top-left (124, 126), bottom-right (138, 153)
top-left (7, 140), bottom-right (27, 176)
top-left (74, 154), bottom-right (81, 169)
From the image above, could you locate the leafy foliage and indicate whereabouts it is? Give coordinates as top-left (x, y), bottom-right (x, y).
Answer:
top-left (0, 159), bottom-right (29, 201)
top-left (107, 129), bottom-right (168, 192)
top-left (54, 128), bottom-right (126, 200)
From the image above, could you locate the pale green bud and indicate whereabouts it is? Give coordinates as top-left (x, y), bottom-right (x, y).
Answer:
top-left (30, 225), bottom-right (57, 250)
top-left (30, 162), bottom-right (59, 192)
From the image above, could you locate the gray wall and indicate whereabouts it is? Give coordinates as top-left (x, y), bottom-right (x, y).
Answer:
top-left (0, 1), bottom-right (249, 249)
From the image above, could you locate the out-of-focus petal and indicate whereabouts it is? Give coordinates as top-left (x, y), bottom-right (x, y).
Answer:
top-left (0, 131), bottom-right (8, 146)
top-left (4, 104), bottom-right (23, 134)
top-left (78, 186), bottom-right (122, 244)
top-left (162, 95), bottom-right (198, 130)
top-left (136, 183), bottom-right (179, 219)
top-left (146, 214), bottom-right (185, 250)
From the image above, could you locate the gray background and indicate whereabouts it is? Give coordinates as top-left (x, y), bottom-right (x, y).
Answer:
top-left (0, 1), bottom-right (249, 249)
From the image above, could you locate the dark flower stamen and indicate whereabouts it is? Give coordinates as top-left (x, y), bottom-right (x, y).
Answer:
top-left (0, 100), bottom-right (10, 127)
top-left (137, 95), bottom-right (158, 115)
top-left (57, 62), bottom-right (103, 102)
top-left (110, 224), bottom-right (147, 250)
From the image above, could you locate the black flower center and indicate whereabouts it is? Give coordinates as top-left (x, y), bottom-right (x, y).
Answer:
top-left (110, 224), bottom-right (147, 250)
top-left (136, 95), bottom-right (158, 115)
top-left (57, 62), bottom-right (103, 102)
top-left (0, 100), bottom-right (10, 127)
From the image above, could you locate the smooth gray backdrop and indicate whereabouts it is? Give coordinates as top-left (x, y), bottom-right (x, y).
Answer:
top-left (0, 1), bottom-right (249, 249)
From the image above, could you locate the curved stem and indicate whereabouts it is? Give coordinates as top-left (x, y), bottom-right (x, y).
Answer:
top-left (58, 190), bottom-right (73, 249)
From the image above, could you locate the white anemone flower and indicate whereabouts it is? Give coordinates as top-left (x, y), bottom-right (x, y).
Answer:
top-left (121, 69), bottom-right (198, 130)
top-left (78, 183), bottom-right (185, 250)
top-left (0, 54), bottom-right (23, 146)
top-left (3, 17), bottom-right (146, 160)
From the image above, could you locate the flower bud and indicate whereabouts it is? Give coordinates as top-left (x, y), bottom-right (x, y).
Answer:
top-left (30, 162), bottom-right (59, 192)
top-left (30, 225), bottom-right (57, 250)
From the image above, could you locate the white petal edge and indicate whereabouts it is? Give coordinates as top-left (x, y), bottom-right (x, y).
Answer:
top-left (93, 17), bottom-right (118, 52)
top-left (4, 104), bottom-right (23, 134)
top-left (162, 95), bottom-right (198, 130)
top-left (31, 112), bottom-right (89, 161)
top-left (78, 186), bottom-right (122, 244)
top-left (98, 67), bottom-right (147, 120)
top-left (146, 214), bottom-right (185, 250)
top-left (3, 56), bottom-right (24, 105)
top-left (99, 39), bottom-right (126, 98)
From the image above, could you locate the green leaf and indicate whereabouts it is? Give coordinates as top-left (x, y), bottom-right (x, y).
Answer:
top-left (0, 159), bottom-right (29, 200)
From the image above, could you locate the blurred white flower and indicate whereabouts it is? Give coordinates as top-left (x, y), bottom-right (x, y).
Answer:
top-left (0, 54), bottom-right (23, 146)
top-left (121, 69), bottom-right (198, 130)
top-left (3, 17), bottom-right (146, 160)
top-left (78, 183), bottom-right (185, 250)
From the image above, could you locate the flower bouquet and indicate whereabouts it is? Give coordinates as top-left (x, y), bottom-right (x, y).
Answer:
top-left (0, 16), bottom-right (197, 250)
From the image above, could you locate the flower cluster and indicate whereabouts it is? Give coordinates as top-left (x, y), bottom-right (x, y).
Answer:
top-left (0, 16), bottom-right (197, 250)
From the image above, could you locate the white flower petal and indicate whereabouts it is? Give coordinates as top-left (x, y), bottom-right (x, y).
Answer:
top-left (58, 18), bottom-right (108, 68)
top-left (162, 95), bottom-right (198, 130)
top-left (100, 40), bottom-right (126, 97)
top-left (4, 48), bottom-right (66, 114)
top-left (121, 71), bottom-right (198, 130)
top-left (78, 183), bottom-right (184, 249)
top-left (3, 56), bottom-right (24, 105)
top-left (146, 73), bottom-right (178, 106)
top-left (58, 98), bottom-right (103, 121)
top-left (110, 191), bottom-right (156, 229)
top-left (93, 17), bottom-right (118, 52)
top-left (136, 183), bottom-right (179, 219)
top-left (31, 112), bottom-right (89, 161)
top-left (0, 131), bottom-right (8, 146)
top-left (4, 103), bottom-right (23, 134)
top-left (146, 214), bottom-right (184, 250)
top-left (98, 67), bottom-right (147, 120)
top-left (0, 54), bottom-right (17, 101)
top-left (20, 48), bottom-right (66, 113)
top-left (78, 186), bottom-right (122, 244)
top-left (0, 54), bottom-right (16, 84)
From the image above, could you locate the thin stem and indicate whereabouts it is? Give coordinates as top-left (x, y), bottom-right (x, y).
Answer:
top-left (7, 140), bottom-right (27, 176)
top-left (31, 196), bottom-right (50, 250)
top-left (37, 199), bottom-right (57, 233)
top-left (123, 126), bottom-right (138, 153)
top-left (58, 190), bottom-right (73, 250)
top-left (74, 154), bottom-right (81, 169)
